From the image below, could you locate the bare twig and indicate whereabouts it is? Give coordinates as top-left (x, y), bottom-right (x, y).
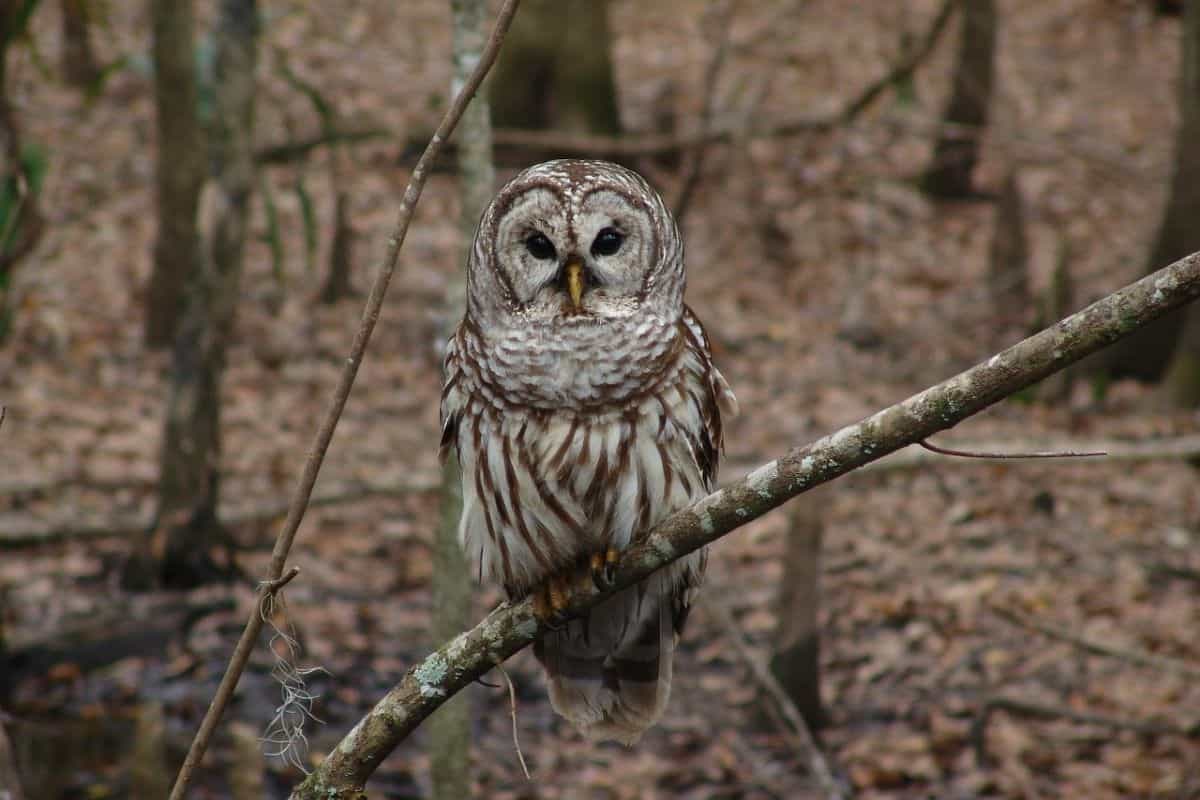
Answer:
top-left (291, 252), bottom-right (1200, 799)
top-left (165, 3), bottom-right (522, 797)
top-left (918, 439), bottom-right (1106, 460)
top-left (704, 598), bottom-right (849, 800)
top-left (494, 663), bottom-right (531, 781)
top-left (839, 433), bottom-right (1200, 474)
top-left (991, 604), bottom-right (1200, 681)
top-left (261, 565), bottom-right (301, 595)
top-left (971, 694), bottom-right (1200, 766)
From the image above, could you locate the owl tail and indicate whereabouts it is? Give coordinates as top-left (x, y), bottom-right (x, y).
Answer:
top-left (533, 577), bottom-right (677, 745)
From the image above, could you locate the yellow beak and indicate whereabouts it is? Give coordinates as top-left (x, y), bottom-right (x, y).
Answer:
top-left (565, 259), bottom-right (585, 310)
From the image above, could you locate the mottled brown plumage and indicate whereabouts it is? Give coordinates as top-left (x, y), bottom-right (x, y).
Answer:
top-left (441, 160), bottom-right (736, 743)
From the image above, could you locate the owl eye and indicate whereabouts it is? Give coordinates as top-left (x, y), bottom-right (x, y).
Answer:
top-left (590, 227), bottom-right (624, 257)
top-left (524, 232), bottom-right (557, 260)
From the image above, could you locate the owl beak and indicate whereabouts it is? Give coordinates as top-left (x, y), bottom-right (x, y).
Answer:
top-left (564, 258), bottom-right (585, 310)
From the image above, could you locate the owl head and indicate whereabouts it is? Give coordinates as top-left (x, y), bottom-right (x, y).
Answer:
top-left (465, 160), bottom-right (684, 330)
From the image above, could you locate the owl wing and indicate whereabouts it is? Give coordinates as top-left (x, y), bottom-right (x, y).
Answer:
top-left (679, 304), bottom-right (738, 492)
top-left (439, 326), bottom-right (466, 463)
top-left (661, 305), bottom-right (737, 635)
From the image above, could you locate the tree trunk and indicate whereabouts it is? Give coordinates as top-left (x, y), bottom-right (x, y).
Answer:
top-left (1037, 237), bottom-right (1075, 402)
top-left (0, 720), bottom-right (23, 800)
top-left (0, 1), bottom-right (45, 340)
top-left (129, 702), bottom-right (171, 799)
top-left (1103, 0), bottom-right (1200, 389)
top-left (489, 0), bottom-right (620, 135)
top-left (1161, 309), bottom-right (1200, 406)
top-left (768, 495), bottom-right (827, 730)
top-left (986, 170), bottom-right (1030, 340)
top-left (318, 189), bottom-right (354, 303)
top-left (428, 2), bottom-right (493, 796)
top-left (920, 0), bottom-right (996, 199)
top-left (144, 0), bottom-right (205, 348)
top-left (59, 0), bottom-right (99, 89)
top-left (128, 0), bottom-right (258, 589)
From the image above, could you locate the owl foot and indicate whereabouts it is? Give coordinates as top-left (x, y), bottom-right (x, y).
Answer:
top-left (531, 572), bottom-right (571, 627)
top-left (589, 547), bottom-right (620, 591)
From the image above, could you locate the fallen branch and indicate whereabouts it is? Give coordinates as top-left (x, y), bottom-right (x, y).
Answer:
top-left (0, 477), bottom-right (439, 549)
top-left (1145, 562), bottom-right (1200, 586)
top-left (970, 694), bottom-right (1200, 766)
top-left (704, 598), bottom-right (850, 800)
top-left (991, 604), bottom-right (1200, 681)
top-left (255, 126), bottom-right (390, 165)
top-left (166, 2), bottom-right (523, 797)
top-left (291, 253), bottom-right (1200, 800)
top-left (0, 596), bottom-right (234, 697)
top-left (0, 474), bottom-right (153, 496)
top-left (435, 0), bottom-right (957, 165)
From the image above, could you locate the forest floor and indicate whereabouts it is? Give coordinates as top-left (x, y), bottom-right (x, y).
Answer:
top-left (2, 1), bottom-right (1199, 798)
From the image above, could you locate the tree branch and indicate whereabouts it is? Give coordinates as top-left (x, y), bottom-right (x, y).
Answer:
top-left (255, 126), bottom-right (390, 165)
top-left (292, 251), bottom-right (1200, 799)
top-left (836, 0), bottom-right (957, 125)
top-left (165, 2), bottom-right (522, 797)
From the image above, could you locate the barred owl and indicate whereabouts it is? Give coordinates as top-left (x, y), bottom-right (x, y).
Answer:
top-left (440, 159), bottom-right (736, 744)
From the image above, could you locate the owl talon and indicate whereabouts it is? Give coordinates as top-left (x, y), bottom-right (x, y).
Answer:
top-left (532, 573), bottom-right (571, 627)
top-left (590, 547), bottom-right (620, 591)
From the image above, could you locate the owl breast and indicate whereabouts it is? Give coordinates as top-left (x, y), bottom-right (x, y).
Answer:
top-left (465, 312), bottom-right (680, 410)
top-left (442, 310), bottom-right (721, 596)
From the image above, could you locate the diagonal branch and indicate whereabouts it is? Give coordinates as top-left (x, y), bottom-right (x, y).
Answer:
top-left (293, 251), bottom-right (1200, 800)
top-left (835, 0), bottom-right (957, 125)
top-left (165, 2), bottom-right (522, 798)
top-left (705, 597), bottom-right (850, 799)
